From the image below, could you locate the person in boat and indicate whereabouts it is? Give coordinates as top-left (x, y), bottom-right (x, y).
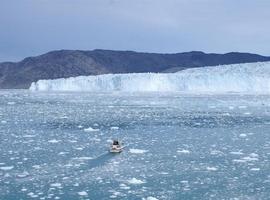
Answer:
top-left (113, 140), bottom-right (119, 146)
top-left (110, 140), bottom-right (122, 153)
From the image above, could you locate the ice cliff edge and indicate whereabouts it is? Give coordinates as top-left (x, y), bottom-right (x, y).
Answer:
top-left (29, 62), bottom-right (270, 93)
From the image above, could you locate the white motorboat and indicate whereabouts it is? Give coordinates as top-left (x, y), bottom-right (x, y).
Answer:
top-left (110, 140), bottom-right (123, 153)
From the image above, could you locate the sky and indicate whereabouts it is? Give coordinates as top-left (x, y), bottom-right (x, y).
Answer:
top-left (0, 0), bottom-right (270, 62)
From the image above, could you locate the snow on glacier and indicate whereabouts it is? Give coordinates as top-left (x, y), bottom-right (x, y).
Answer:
top-left (29, 62), bottom-right (270, 93)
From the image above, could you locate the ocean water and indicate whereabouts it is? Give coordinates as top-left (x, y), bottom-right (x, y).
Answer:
top-left (1, 90), bottom-right (270, 199)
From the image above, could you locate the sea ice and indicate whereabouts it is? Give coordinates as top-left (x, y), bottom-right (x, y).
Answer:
top-left (32, 165), bottom-right (41, 169)
top-left (50, 183), bottom-right (62, 188)
top-left (127, 178), bottom-right (145, 185)
top-left (129, 149), bottom-right (148, 154)
top-left (78, 191), bottom-right (88, 196)
top-left (73, 157), bottom-right (93, 160)
top-left (177, 149), bottom-right (190, 154)
top-left (207, 167), bottom-right (218, 171)
top-left (17, 171), bottom-right (29, 178)
top-left (230, 151), bottom-right (244, 155)
top-left (1, 90), bottom-right (270, 199)
top-left (144, 197), bottom-right (159, 200)
top-left (119, 184), bottom-right (130, 190)
top-left (239, 134), bottom-right (247, 138)
top-left (110, 126), bottom-right (119, 130)
top-left (48, 139), bottom-right (60, 143)
top-left (0, 166), bottom-right (14, 171)
top-left (250, 168), bottom-right (260, 171)
top-left (84, 127), bottom-right (99, 132)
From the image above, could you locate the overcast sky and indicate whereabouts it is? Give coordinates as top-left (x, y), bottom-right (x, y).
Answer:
top-left (0, 0), bottom-right (270, 62)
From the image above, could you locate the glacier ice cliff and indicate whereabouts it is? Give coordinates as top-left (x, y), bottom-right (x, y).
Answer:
top-left (29, 62), bottom-right (270, 93)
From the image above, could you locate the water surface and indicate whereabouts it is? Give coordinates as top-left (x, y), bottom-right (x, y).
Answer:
top-left (0, 90), bottom-right (270, 199)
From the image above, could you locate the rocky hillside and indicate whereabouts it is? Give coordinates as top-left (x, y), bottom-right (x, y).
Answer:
top-left (0, 49), bottom-right (270, 89)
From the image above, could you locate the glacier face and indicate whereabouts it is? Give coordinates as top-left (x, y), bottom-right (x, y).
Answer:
top-left (29, 62), bottom-right (270, 93)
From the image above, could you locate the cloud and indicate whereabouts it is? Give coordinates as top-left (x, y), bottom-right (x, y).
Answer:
top-left (0, 0), bottom-right (270, 61)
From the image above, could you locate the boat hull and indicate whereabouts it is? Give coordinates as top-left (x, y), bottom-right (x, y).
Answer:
top-left (109, 148), bottom-right (123, 153)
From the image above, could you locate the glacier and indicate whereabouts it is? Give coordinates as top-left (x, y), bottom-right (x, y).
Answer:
top-left (29, 62), bottom-right (270, 93)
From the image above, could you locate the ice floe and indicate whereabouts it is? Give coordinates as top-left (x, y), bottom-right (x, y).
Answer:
top-left (73, 157), bottom-right (93, 160)
top-left (110, 126), bottom-right (119, 130)
top-left (48, 139), bottom-right (60, 143)
top-left (50, 183), bottom-right (62, 188)
top-left (206, 167), bottom-right (218, 171)
top-left (129, 149), bottom-right (148, 154)
top-left (144, 197), bottom-right (159, 200)
top-left (239, 133), bottom-right (247, 138)
top-left (0, 166), bottom-right (14, 171)
top-left (177, 149), bottom-right (190, 154)
top-left (84, 127), bottom-right (100, 132)
top-left (78, 191), bottom-right (88, 196)
top-left (127, 178), bottom-right (145, 185)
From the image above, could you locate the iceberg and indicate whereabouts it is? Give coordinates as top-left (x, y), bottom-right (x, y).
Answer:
top-left (29, 62), bottom-right (270, 93)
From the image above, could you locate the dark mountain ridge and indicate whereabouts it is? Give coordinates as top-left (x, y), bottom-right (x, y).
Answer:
top-left (0, 49), bottom-right (270, 89)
